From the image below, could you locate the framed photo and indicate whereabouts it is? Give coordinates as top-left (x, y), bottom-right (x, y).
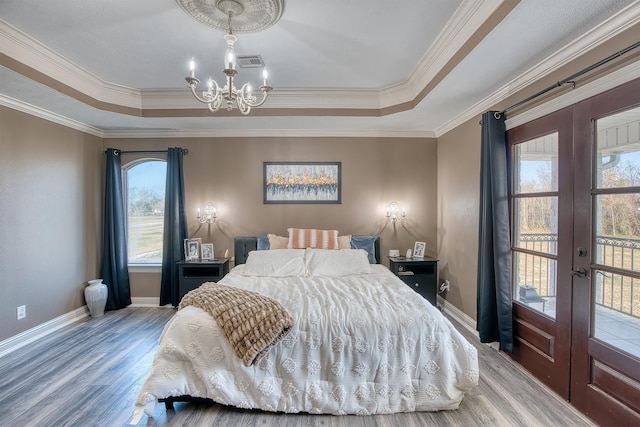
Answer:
top-left (201, 243), bottom-right (214, 260)
top-left (413, 241), bottom-right (426, 258)
top-left (184, 238), bottom-right (202, 261)
top-left (264, 161), bottom-right (341, 204)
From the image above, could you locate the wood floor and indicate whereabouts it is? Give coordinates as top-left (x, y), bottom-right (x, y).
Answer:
top-left (0, 307), bottom-right (595, 427)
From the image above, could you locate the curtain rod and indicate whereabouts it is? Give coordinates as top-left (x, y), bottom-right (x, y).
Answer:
top-left (107, 149), bottom-right (189, 155)
top-left (497, 40), bottom-right (640, 119)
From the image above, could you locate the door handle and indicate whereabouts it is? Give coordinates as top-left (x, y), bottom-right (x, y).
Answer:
top-left (571, 268), bottom-right (589, 278)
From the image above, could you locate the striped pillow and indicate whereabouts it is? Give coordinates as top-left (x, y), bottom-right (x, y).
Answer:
top-left (287, 228), bottom-right (339, 249)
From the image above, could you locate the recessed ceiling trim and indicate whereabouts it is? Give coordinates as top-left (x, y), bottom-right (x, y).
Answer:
top-left (102, 128), bottom-right (436, 139)
top-left (0, 2), bottom-right (512, 116)
top-left (379, 0), bottom-right (514, 107)
top-left (0, 94), bottom-right (104, 138)
top-left (140, 88), bottom-right (383, 110)
top-left (0, 20), bottom-right (142, 110)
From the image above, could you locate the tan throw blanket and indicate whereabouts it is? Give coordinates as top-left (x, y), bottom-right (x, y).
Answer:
top-left (178, 282), bottom-right (294, 367)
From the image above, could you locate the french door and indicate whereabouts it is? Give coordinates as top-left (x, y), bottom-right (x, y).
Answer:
top-left (508, 78), bottom-right (640, 425)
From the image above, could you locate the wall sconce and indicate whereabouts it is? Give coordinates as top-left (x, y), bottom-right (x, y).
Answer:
top-left (197, 202), bottom-right (217, 224)
top-left (386, 201), bottom-right (406, 223)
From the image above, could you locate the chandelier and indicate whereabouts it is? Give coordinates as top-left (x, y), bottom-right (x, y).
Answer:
top-left (184, 12), bottom-right (273, 115)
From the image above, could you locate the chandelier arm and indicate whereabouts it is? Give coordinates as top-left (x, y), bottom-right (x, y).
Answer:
top-left (235, 93), bottom-right (251, 115)
top-left (242, 88), bottom-right (270, 108)
top-left (209, 94), bottom-right (225, 112)
top-left (187, 84), bottom-right (215, 104)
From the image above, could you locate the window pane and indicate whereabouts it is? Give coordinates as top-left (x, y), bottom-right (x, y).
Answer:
top-left (513, 196), bottom-right (558, 255)
top-left (514, 133), bottom-right (558, 194)
top-left (594, 194), bottom-right (640, 273)
top-left (514, 251), bottom-right (556, 319)
top-left (126, 161), bottom-right (166, 264)
top-left (596, 106), bottom-right (640, 190)
top-left (593, 269), bottom-right (640, 358)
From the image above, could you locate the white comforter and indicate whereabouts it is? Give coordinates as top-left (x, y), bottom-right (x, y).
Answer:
top-left (133, 264), bottom-right (478, 421)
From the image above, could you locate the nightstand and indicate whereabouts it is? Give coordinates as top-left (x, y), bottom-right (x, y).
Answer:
top-left (177, 258), bottom-right (230, 301)
top-left (388, 256), bottom-right (438, 305)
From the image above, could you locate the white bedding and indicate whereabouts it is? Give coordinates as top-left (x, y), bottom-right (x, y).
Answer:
top-left (132, 263), bottom-right (478, 421)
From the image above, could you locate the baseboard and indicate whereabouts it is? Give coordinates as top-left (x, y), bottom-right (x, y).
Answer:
top-left (130, 297), bottom-right (162, 307)
top-left (0, 306), bottom-right (90, 358)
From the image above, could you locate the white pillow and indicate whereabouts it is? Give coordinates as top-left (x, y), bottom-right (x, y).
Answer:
top-left (242, 249), bottom-right (306, 277)
top-left (305, 249), bottom-right (372, 276)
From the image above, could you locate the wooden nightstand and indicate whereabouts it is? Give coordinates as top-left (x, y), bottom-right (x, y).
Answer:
top-left (177, 258), bottom-right (230, 301)
top-left (388, 256), bottom-right (438, 305)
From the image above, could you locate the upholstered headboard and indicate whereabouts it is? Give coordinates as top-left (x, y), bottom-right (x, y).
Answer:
top-left (234, 236), bottom-right (381, 265)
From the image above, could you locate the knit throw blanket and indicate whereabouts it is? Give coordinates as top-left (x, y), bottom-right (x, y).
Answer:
top-left (179, 282), bottom-right (294, 367)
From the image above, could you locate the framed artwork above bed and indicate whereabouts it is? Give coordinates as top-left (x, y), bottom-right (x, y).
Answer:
top-left (263, 161), bottom-right (341, 204)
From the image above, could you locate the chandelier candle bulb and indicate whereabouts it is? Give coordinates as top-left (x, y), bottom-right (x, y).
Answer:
top-left (263, 69), bottom-right (268, 86)
top-left (226, 49), bottom-right (235, 70)
top-left (189, 59), bottom-right (195, 78)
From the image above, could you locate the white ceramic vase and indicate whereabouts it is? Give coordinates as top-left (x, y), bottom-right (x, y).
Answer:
top-left (85, 279), bottom-right (108, 317)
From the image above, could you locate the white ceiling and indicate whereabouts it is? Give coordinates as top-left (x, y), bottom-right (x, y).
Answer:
top-left (0, 0), bottom-right (638, 138)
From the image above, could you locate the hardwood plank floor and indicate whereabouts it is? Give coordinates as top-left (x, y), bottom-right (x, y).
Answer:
top-left (0, 307), bottom-right (595, 427)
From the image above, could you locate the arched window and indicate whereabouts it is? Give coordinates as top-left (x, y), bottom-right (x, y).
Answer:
top-left (123, 159), bottom-right (167, 264)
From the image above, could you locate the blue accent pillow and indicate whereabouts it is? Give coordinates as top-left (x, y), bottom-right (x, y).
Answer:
top-left (350, 235), bottom-right (377, 264)
top-left (256, 235), bottom-right (270, 250)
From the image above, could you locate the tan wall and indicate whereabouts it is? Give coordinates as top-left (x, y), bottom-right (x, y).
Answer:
top-left (436, 118), bottom-right (481, 319)
top-left (0, 106), bottom-right (103, 341)
top-left (104, 136), bottom-right (438, 299)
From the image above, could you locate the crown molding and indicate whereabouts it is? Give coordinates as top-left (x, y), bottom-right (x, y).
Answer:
top-left (101, 128), bottom-right (436, 139)
top-left (140, 88), bottom-right (384, 110)
top-left (1, 91), bottom-right (434, 138)
top-left (0, 94), bottom-right (104, 137)
top-left (434, 1), bottom-right (640, 137)
top-left (0, 20), bottom-right (142, 110)
top-left (380, 0), bottom-right (508, 107)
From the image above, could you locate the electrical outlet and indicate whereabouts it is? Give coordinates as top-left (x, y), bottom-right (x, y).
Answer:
top-left (17, 305), bottom-right (26, 320)
top-left (440, 280), bottom-right (450, 292)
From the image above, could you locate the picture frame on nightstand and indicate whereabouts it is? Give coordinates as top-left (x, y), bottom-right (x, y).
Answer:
top-left (184, 238), bottom-right (201, 260)
top-left (413, 241), bottom-right (426, 258)
top-left (201, 243), bottom-right (214, 260)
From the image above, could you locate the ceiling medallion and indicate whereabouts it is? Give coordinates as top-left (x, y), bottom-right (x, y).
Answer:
top-left (176, 0), bottom-right (284, 33)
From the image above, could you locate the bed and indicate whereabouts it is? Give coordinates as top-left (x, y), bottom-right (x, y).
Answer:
top-left (132, 235), bottom-right (478, 422)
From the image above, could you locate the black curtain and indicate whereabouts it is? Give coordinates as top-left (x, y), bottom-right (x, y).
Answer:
top-left (160, 148), bottom-right (188, 307)
top-left (102, 149), bottom-right (131, 310)
top-left (477, 111), bottom-right (513, 353)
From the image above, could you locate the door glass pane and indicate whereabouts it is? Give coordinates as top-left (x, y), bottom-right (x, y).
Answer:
top-left (594, 193), bottom-right (640, 272)
top-left (593, 269), bottom-right (640, 359)
top-left (596, 106), bottom-right (640, 190)
top-left (513, 196), bottom-right (558, 255)
top-left (514, 252), bottom-right (556, 318)
top-left (594, 106), bottom-right (640, 359)
top-left (514, 133), bottom-right (558, 194)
